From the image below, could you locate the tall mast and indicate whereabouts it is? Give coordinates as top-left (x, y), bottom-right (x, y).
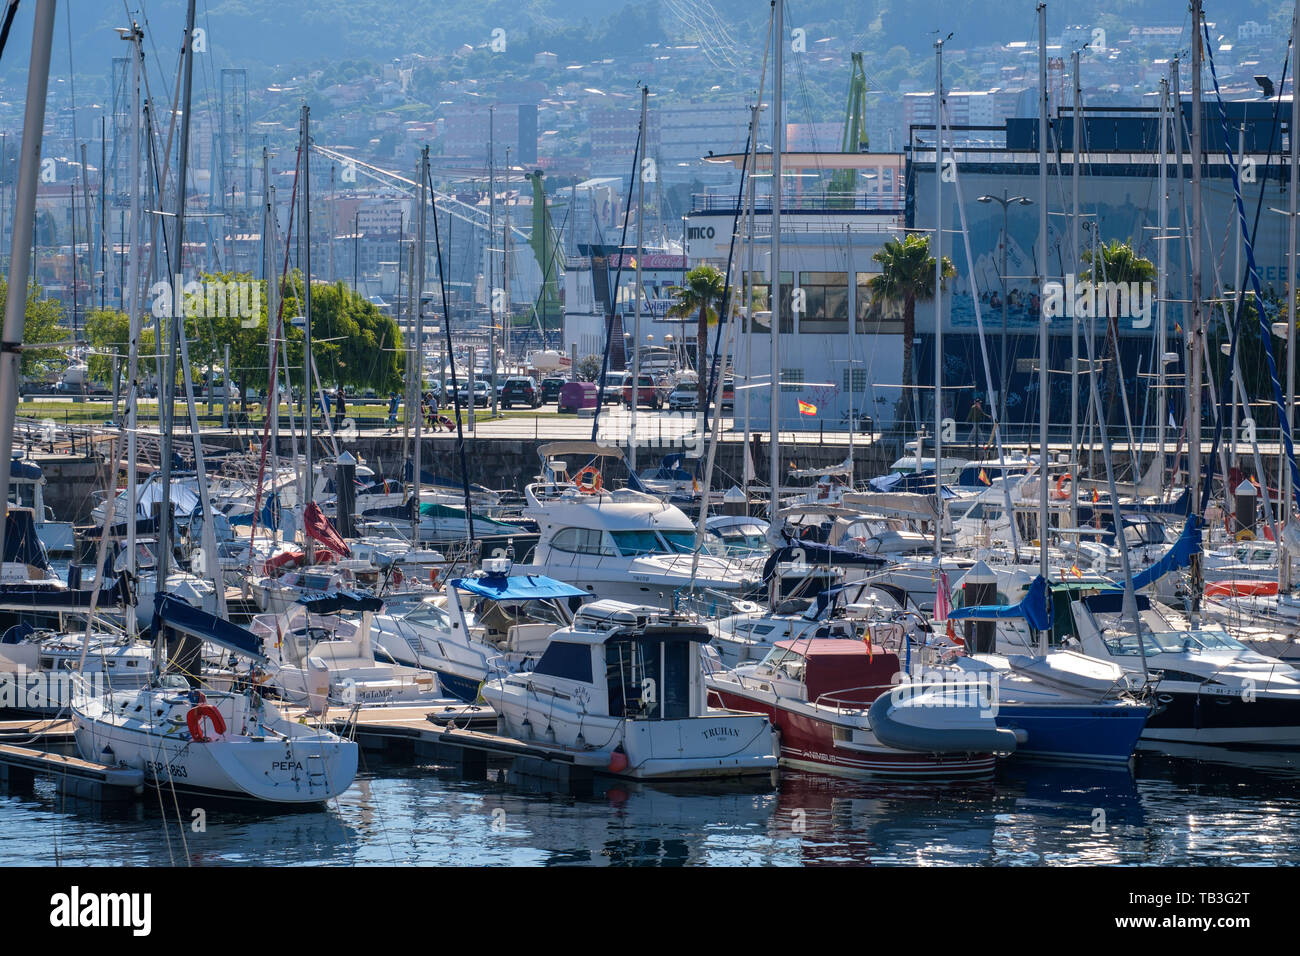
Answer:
top-left (933, 34), bottom-right (946, 562)
top-left (1287, 0), bottom-right (1299, 539)
top-left (1037, 2), bottom-right (1050, 596)
top-left (767, 0), bottom-right (783, 521)
top-left (1156, 77), bottom-right (1169, 484)
top-left (1070, 49), bottom-right (1081, 533)
top-left (301, 104), bottom-right (314, 560)
top-left (123, 21), bottom-right (144, 579)
top-left (0, 0), bottom-right (56, 552)
top-left (412, 146), bottom-right (428, 547)
top-left (630, 85), bottom-right (648, 474)
top-left (1189, 0), bottom-right (1204, 619)
top-left (156, 0), bottom-right (198, 589)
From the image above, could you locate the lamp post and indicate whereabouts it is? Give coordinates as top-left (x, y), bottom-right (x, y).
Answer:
top-left (977, 190), bottom-right (1033, 429)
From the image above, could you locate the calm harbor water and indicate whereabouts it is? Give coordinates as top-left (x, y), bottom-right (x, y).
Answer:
top-left (3, 751), bottom-right (1299, 866)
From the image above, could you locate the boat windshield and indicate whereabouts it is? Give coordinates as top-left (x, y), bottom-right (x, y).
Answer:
top-left (1104, 627), bottom-right (1249, 657)
top-left (660, 530), bottom-right (705, 554)
top-left (610, 530), bottom-right (662, 556)
top-left (712, 524), bottom-right (767, 554)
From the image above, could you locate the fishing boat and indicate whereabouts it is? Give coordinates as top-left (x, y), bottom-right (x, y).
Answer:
top-left (480, 599), bottom-right (778, 779)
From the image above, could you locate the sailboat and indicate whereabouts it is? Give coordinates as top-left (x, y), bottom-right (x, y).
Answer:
top-left (67, 9), bottom-right (356, 804)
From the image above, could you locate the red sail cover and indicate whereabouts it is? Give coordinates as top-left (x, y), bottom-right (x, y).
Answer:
top-left (303, 501), bottom-right (351, 557)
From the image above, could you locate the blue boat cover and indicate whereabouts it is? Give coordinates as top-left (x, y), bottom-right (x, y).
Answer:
top-left (9, 457), bottom-right (41, 481)
top-left (1131, 515), bottom-right (1200, 591)
top-left (452, 573), bottom-right (587, 602)
top-left (1079, 591), bottom-right (1151, 615)
top-left (154, 592), bottom-right (268, 663)
top-left (296, 590), bottom-right (384, 614)
top-left (948, 574), bottom-right (1052, 631)
top-left (3, 509), bottom-right (50, 570)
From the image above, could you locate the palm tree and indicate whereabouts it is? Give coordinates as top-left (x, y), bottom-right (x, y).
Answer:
top-left (667, 264), bottom-right (728, 407)
top-left (1080, 239), bottom-right (1157, 428)
top-left (868, 234), bottom-right (955, 433)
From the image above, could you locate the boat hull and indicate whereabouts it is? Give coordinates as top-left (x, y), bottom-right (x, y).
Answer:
top-left (711, 687), bottom-right (994, 779)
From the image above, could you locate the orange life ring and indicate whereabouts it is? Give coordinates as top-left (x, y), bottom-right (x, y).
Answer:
top-left (186, 703), bottom-right (227, 743)
top-left (575, 466), bottom-right (603, 494)
top-left (1053, 473), bottom-right (1072, 500)
top-left (429, 567), bottom-right (441, 586)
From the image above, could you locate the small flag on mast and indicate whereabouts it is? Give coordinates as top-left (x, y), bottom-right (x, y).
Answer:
top-left (797, 400), bottom-right (817, 416)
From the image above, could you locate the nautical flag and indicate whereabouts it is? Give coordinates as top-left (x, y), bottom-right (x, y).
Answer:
top-left (934, 571), bottom-right (952, 623)
top-left (1091, 487), bottom-right (1100, 504)
top-left (978, 467), bottom-right (991, 485)
top-left (1070, 564), bottom-right (1082, 578)
top-left (798, 400), bottom-right (817, 416)
top-left (1175, 322), bottom-right (1183, 333)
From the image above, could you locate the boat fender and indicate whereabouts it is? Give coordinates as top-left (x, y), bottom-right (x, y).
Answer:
top-left (186, 703), bottom-right (227, 743)
top-left (608, 745), bottom-right (629, 773)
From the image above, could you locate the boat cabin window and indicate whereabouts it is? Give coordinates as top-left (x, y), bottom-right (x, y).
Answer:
top-left (605, 638), bottom-right (692, 720)
top-left (403, 602), bottom-right (451, 629)
top-left (533, 641), bottom-right (593, 683)
top-left (610, 530), bottom-right (661, 556)
top-left (1103, 627), bottom-right (1248, 657)
top-left (551, 527), bottom-right (614, 556)
top-left (659, 530), bottom-right (703, 555)
top-left (7, 484), bottom-right (34, 508)
top-left (297, 572), bottom-right (334, 591)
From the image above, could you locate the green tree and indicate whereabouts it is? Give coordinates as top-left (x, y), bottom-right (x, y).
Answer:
top-left (1080, 239), bottom-right (1157, 427)
top-left (868, 234), bottom-right (954, 431)
top-left (2, 278), bottom-right (69, 379)
top-left (84, 307), bottom-right (159, 389)
top-left (667, 263), bottom-right (728, 406)
top-left (280, 274), bottom-right (403, 398)
top-left (576, 354), bottom-right (603, 382)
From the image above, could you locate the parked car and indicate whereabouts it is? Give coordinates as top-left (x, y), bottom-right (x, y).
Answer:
top-left (622, 373), bottom-right (668, 409)
top-left (455, 380), bottom-right (492, 407)
top-left (540, 377), bottom-right (568, 403)
top-left (557, 381), bottom-right (598, 414)
top-left (599, 372), bottom-right (627, 404)
top-left (721, 379), bottom-right (735, 411)
top-left (500, 376), bottom-right (542, 408)
top-left (668, 383), bottom-right (699, 411)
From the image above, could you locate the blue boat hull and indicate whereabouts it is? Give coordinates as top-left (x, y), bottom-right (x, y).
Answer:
top-left (994, 704), bottom-right (1148, 764)
top-left (436, 669), bottom-right (484, 704)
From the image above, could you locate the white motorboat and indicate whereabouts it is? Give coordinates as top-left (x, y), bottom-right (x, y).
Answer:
top-left (481, 600), bottom-right (778, 780)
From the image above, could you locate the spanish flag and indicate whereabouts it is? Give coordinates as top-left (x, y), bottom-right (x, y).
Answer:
top-left (1091, 487), bottom-right (1100, 504)
top-left (1070, 564), bottom-right (1082, 578)
top-left (798, 400), bottom-right (817, 416)
top-left (978, 467), bottom-right (990, 485)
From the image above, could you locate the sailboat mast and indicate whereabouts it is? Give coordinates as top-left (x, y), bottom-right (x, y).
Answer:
top-left (1189, 0), bottom-right (1204, 619)
top-left (1070, 49), bottom-right (1081, 533)
top-left (301, 104), bottom-right (314, 560)
top-left (0, 0), bottom-right (56, 551)
top-left (1157, 77), bottom-right (1169, 485)
top-left (156, 0), bottom-right (198, 589)
top-left (412, 146), bottom-right (427, 547)
top-left (767, 0), bottom-right (783, 521)
top-left (630, 85), bottom-right (648, 475)
top-left (123, 22), bottom-right (144, 579)
top-left (933, 35), bottom-right (945, 562)
top-left (1287, 0), bottom-right (1299, 527)
top-left (1037, 2), bottom-right (1050, 590)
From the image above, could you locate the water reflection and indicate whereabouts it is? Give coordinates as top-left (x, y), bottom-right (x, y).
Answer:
top-left (3, 751), bottom-right (1300, 866)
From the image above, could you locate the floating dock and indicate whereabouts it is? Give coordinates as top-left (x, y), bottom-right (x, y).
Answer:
top-left (0, 740), bottom-right (145, 800)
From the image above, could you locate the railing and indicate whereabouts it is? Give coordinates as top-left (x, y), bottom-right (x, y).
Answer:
top-left (691, 192), bottom-right (904, 214)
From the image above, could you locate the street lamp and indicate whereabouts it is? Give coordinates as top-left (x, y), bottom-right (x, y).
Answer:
top-left (978, 191), bottom-right (1033, 427)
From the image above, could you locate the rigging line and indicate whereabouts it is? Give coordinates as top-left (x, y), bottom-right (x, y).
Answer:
top-left (589, 107), bottom-right (643, 436)
top-left (428, 160), bottom-right (477, 542)
top-left (1202, 20), bottom-right (1300, 518)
